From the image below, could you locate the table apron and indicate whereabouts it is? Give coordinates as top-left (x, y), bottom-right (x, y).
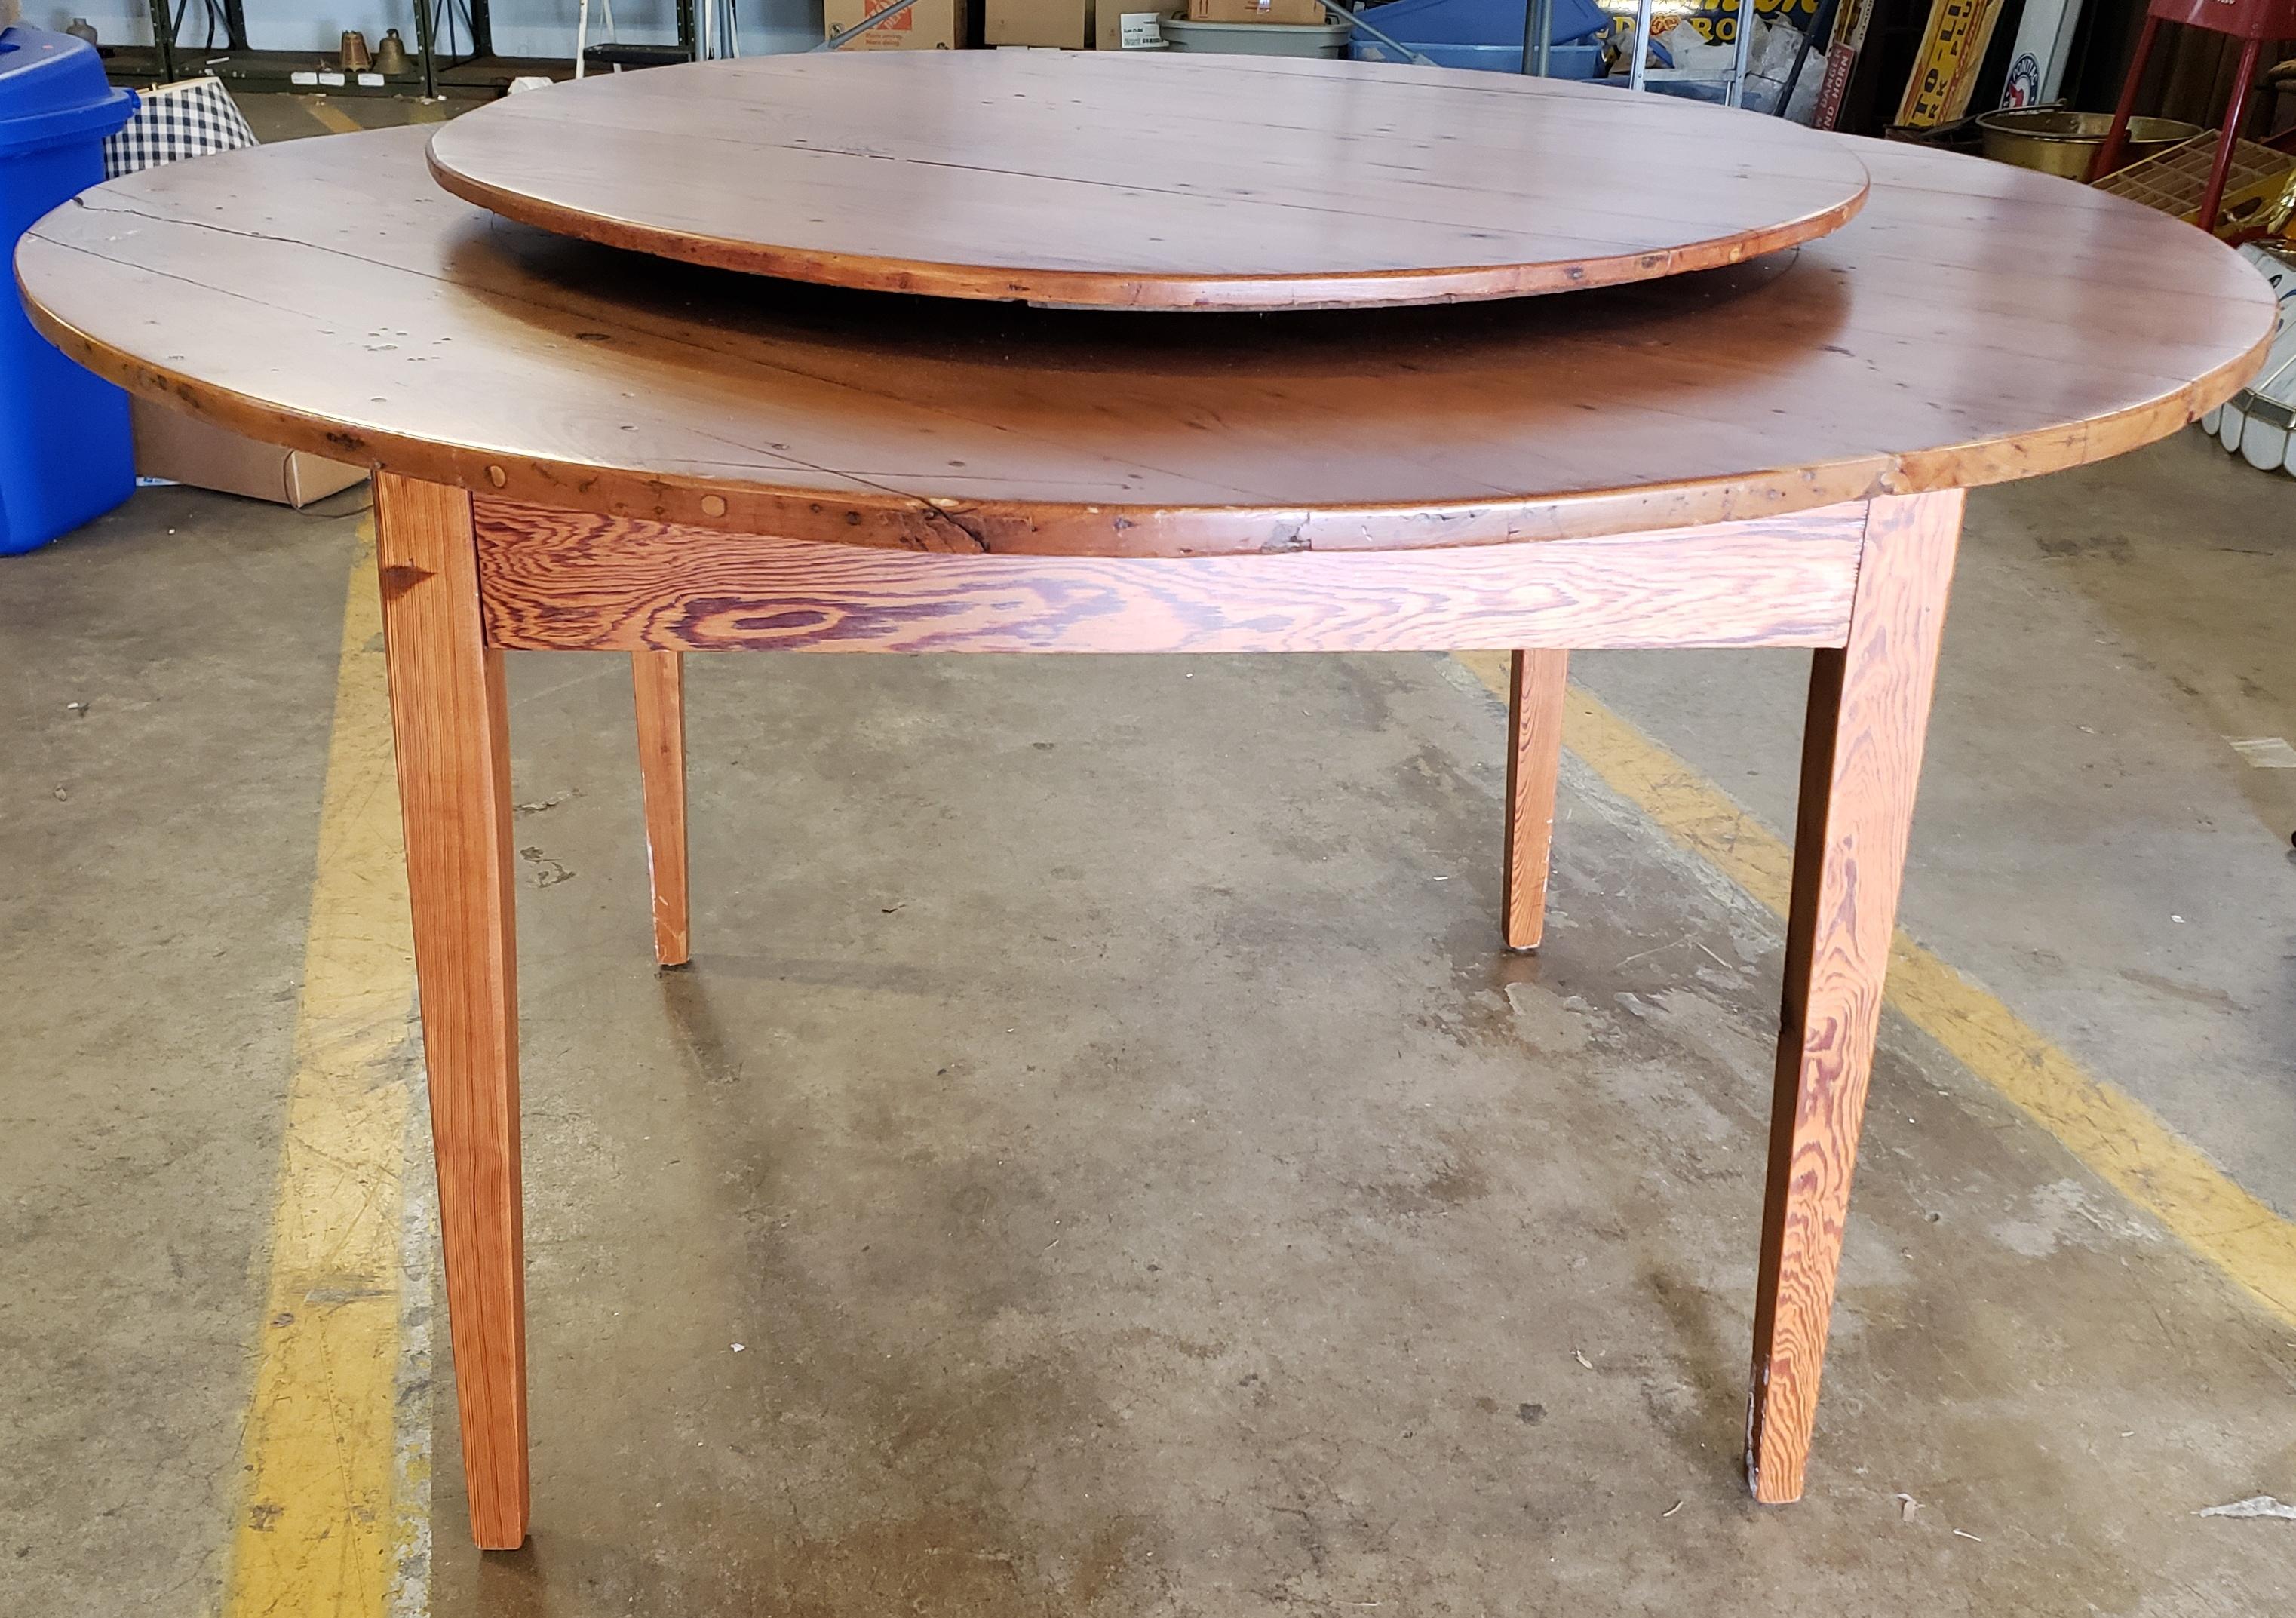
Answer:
top-left (471, 499), bottom-right (1869, 655)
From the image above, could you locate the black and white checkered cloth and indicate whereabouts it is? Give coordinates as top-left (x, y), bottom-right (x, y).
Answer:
top-left (103, 76), bottom-right (258, 179)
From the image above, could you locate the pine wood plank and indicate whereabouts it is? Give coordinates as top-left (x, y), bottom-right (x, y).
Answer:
top-left (468, 500), bottom-right (1866, 653)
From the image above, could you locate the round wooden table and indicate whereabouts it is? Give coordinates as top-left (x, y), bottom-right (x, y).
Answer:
top-left (425, 53), bottom-right (1874, 309)
top-left (17, 103), bottom-right (2270, 1553)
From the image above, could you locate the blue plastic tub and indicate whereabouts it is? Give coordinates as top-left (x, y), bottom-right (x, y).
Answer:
top-left (1353, 39), bottom-right (1604, 75)
top-left (1, 26), bottom-right (137, 555)
top-left (1348, 0), bottom-right (1609, 74)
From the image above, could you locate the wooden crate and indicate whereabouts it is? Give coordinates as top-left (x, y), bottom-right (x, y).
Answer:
top-left (2095, 134), bottom-right (2296, 238)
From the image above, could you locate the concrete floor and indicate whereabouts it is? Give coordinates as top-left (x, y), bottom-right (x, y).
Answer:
top-left (4, 428), bottom-right (2294, 1615)
top-left (7, 92), bottom-right (2296, 1617)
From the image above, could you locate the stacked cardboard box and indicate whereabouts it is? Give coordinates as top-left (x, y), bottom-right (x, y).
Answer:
top-left (983, 0), bottom-right (1184, 47)
top-left (827, 0), bottom-right (975, 49)
top-left (837, 0), bottom-right (1323, 48)
top-left (988, 0), bottom-right (1092, 45)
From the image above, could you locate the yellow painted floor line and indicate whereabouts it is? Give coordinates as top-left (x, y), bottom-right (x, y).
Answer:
top-left (223, 523), bottom-right (422, 1618)
top-left (305, 99), bottom-right (365, 137)
top-left (1453, 651), bottom-right (2296, 1329)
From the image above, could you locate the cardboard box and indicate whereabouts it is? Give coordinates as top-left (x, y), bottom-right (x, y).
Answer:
top-left (1096, 1), bottom-right (1180, 46)
top-left (988, 0), bottom-right (1090, 45)
top-left (824, 0), bottom-right (972, 49)
top-left (131, 400), bottom-right (367, 509)
top-left (1187, 0), bottom-right (1326, 22)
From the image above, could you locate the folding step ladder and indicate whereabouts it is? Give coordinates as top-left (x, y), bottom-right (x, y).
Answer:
top-left (1622, 0), bottom-right (1759, 107)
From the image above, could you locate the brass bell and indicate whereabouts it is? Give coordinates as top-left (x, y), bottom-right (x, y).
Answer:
top-left (373, 27), bottom-right (413, 77)
top-left (339, 29), bottom-right (373, 72)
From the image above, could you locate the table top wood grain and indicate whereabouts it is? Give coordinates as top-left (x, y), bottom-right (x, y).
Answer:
top-left (17, 122), bottom-right (2271, 556)
top-left (424, 54), bottom-right (1874, 311)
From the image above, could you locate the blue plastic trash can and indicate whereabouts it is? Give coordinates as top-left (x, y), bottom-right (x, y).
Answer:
top-left (0, 26), bottom-right (136, 555)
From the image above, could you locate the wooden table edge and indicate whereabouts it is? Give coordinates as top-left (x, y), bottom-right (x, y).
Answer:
top-left (17, 259), bottom-right (2270, 557)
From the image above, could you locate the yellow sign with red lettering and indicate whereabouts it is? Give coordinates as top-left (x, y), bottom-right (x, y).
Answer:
top-left (1895, 0), bottom-right (2009, 127)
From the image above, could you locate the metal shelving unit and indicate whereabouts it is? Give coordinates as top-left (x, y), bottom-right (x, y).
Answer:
top-left (115, 0), bottom-right (701, 97)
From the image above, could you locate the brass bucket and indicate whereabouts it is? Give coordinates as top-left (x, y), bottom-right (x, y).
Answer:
top-left (1975, 109), bottom-right (2202, 180)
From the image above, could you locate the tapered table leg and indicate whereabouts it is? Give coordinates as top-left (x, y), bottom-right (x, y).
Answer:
top-left (1503, 649), bottom-right (1569, 950)
top-left (1745, 490), bottom-right (1962, 1503)
top-left (631, 651), bottom-right (690, 967)
top-left (375, 471), bottom-right (529, 1549)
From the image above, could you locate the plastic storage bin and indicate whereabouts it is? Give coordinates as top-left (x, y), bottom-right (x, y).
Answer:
top-left (1349, 0), bottom-right (1609, 75)
top-left (0, 26), bottom-right (137, 555)
top-left (1161, 19), bottom-right (1354, 54)
top-left (1354, 39), bottom-right (1604, 73)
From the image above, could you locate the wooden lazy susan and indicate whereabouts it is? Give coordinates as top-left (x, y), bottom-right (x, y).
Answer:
top-left (425, 51), bottom-right (1874, 309)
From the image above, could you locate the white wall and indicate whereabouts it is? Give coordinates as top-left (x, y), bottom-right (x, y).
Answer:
top-left (30, 0), bottom-right (820, 64)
